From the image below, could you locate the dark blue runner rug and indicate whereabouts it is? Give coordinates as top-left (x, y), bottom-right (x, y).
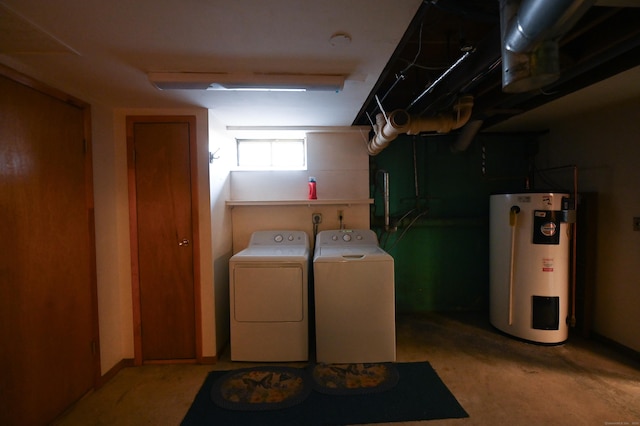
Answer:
top-left (182, 361), bottom-right (468, 425)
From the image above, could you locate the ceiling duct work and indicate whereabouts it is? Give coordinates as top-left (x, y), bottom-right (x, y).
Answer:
top-left (367, 95), bottom-right (473, 156)
top-left (499, 0), bottom-right (595, 93)
top-left (450, 119), bottom-right (485, 153)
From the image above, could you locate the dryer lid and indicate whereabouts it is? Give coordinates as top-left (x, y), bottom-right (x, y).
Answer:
top-left (231, 245), bottom-right (310, 260)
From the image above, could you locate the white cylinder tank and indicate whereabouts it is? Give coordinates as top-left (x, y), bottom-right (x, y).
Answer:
top-left (490, 192), bottom-right (570, 344)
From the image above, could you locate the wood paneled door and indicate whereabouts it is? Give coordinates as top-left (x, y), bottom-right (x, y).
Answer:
top-left (0, 67), bottom-right (99, 425)
top-left (127, 116), bottom-right (201, 363)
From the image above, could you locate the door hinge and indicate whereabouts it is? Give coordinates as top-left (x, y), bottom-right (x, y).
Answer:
top-left (83, 139), bottom-right (88, 154)
top-left (91, 340), bottom-right (97, 355)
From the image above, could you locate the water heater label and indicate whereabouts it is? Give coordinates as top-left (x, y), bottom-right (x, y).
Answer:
top-left (540, 222), bottom-right (557, 237)
top-left (517, 195), bottom-right (531, 203)
top-left (532, 210), bottom-right (561, 245)
top-left (542, 258), bottom-right (554, 272)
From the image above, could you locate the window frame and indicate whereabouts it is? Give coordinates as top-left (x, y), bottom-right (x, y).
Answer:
top-left (235, 138), bottom-right (307, 171)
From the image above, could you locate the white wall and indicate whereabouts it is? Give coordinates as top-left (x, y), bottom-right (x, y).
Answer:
top-left (538, 97), bottom-right (640, 352)
top-left (93, 107), bottom-right (215, 373)
top-left (91, 104), bottom-right (133, 374)
top-left (229, 130), bottom-right (372, 252)
top-left (207, 111), bottom-right (234, 355)
top-left (230, 130), bottom-right (371, 201)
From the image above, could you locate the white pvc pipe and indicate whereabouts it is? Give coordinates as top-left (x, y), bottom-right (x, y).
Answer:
top-left (367, 96), bottom-right (474, 156)
top-left (367, 110), bottom-right (409, 155)
top-left (451, 119), bottom-right (484, 153)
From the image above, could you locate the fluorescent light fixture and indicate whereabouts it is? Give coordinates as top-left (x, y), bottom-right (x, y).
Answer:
top-left (208, 84), bottom-right (306, 92)
top-left (148, 72), bottom-right (345, 92)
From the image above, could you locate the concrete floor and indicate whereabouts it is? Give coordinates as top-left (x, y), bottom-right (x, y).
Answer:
top-left (53, 312), bottom-right (640, 425)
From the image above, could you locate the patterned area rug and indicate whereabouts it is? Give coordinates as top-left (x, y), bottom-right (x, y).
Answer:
top-left (184, 362), bottom-right (469, 425)
top-left (309, 362), bottom-right (399, 395)
top-left (210, 366), bottom-right (311, 411)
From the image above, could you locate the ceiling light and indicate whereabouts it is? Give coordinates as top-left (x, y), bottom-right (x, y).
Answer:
top-left (329, 32), bottom-right (352, 47)
top-left (148, 72), bottom-right (345, 92)
top-left (207, 84), bottom-right (306, 92)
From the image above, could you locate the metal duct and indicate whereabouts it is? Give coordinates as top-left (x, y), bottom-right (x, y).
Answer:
top-left (504, 0), bottom-right (595, 53)
top-left (499, 0), bottom-right (595, 93)
top-left (367, 96), bottom-right (473, 156)
top-left (379, 170), bottom-right (391, 232)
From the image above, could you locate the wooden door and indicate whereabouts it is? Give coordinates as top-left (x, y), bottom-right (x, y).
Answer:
top-left (0, 70), bottom-right (98, 425)
top-left (127, 117), bottom-right (199, 362)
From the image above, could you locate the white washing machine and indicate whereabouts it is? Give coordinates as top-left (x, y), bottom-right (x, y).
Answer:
top-left (229, 230), bottom-right (309, 361)
top-left (313, 229), bottom-right (396, 363)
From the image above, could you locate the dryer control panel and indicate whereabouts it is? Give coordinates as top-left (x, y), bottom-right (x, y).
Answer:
top-left (248, 230), bottom-right (309, 247)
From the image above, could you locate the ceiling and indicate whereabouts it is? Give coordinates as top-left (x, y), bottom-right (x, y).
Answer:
top-left (354, 0), bottom-right (640, 133)
top-left (1, 0), bottom-right (639, 133)
top-left (0, 0), bottom-right (422, 127)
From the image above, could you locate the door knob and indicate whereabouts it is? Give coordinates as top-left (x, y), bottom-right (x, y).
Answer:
top-left (179, 239), bottom-right (190, 246)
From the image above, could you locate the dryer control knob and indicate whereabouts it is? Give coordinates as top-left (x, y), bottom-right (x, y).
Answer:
top-left (342, 234), bottom-right (352, 242)
top-left (288, 235), bottom-right (294, 241)
top-left (332, 235), bottom-right (338, 241)
top-left (274, 234), bottom-right (284, 242)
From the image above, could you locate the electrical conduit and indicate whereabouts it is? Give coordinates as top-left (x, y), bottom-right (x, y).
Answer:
top-left (508, 205), bottom-right (521, 325)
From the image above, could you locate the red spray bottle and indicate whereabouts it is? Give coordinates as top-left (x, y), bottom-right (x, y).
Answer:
top-left (308, 177), bottom-right (317, 200)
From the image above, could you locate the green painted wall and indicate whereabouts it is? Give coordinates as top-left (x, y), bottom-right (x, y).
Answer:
top-left (370, 132), bottom-right (538, 313)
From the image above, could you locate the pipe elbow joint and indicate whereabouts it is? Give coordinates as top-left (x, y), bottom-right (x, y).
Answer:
top-left (367, 110), bottom-right (409, 155)
top-left (451, 95), bottom-right (474, 130)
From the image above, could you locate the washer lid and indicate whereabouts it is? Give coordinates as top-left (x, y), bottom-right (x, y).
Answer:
top-left (314, 245), bottom-right (392, 262)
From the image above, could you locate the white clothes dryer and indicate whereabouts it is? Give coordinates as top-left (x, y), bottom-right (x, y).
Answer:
top-left (313, 229), bottom-right (396, 363)
top-left (229, 230), bottom-right (309, 361)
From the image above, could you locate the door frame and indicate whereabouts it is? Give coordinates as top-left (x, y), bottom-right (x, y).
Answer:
top-left (126, 115), bottom-right (202, 365)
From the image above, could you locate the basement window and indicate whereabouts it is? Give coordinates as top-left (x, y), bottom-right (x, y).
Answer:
top-left (236, 138), bottom-right (306, 170)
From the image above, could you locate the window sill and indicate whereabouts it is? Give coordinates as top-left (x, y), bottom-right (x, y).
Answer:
top-left (226, 199), bottom-right (373, 207)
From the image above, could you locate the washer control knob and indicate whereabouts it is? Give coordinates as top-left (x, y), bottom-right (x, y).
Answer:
top-left (288, 234), bottom-right (294, 241)
top-left (342, 234), bottom-right (352, 242)
top-left (274, 234), bottom-right (284, 243)
top-left (332, 235), bottom-right (338, 241)
top-left (356, 235), bottom-right (363, 240)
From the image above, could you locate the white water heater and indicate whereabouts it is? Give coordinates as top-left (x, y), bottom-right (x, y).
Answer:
top-left (490, 192), bottom-right (571, 344)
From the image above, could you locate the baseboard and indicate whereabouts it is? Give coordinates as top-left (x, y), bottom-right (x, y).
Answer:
top-left (591, 332), bottom-right (640, 364)
top-left (97, 353), bottom-right (217, 388)
top-left (200, 355), bottom-right (218, 364)
top-left (97, 358), bottom-right (134, 388)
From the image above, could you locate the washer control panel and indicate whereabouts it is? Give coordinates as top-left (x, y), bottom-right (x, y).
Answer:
top-left (317, 229), bottom-right (379, 246)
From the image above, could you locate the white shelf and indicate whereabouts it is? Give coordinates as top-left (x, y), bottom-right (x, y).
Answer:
top-left (226, 199), bottom-right (373, 207)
